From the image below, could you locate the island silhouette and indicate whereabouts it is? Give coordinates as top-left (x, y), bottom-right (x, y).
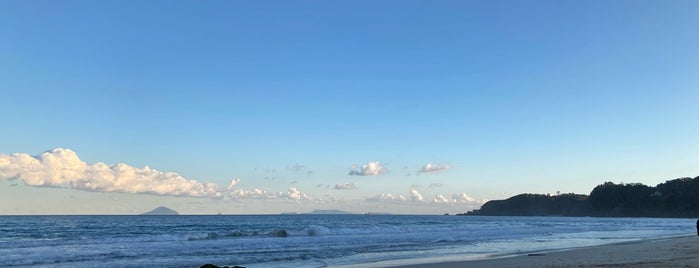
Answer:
top-left (141, 206), bottom-right (179, 215)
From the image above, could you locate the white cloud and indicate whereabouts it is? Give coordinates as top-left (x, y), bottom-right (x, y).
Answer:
top-left (225, 179), bottom-right (315, 202)
top-left (229, 188), bottom-right (270, 199)
top-left (334, 182), bottom-right (357, 190)
top-left (279, 187), bottom-right (312, 201)
top-left (418, 163), bottom-right (451, 173)
top-left (366, 193), bottom-right (410, 202)
top-left (410, 188), bottom-right (424, 201)
top-left (227, 178), bottom-right (241, 190)
top-left (433, 194), bottom-right (451, 203)
top-left (366, 188), bottom-right (424, 203)
top-left (452, 192), bottom-right (477, 203)
top-left (349, 161), bottom-right (387, 176)
top-left (366, 188), bottom-right (485, 207)
top-left (433, 192), bottom-right (484, 204)
top-left (0, 148), bottom-right (221, 198)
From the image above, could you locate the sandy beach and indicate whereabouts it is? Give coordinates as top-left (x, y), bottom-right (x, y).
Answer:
top-left (391, 235), bottom-right (699, 268)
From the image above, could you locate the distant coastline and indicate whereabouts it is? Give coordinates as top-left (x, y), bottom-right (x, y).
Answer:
top-left (464, 175), bottom-right (699, 218)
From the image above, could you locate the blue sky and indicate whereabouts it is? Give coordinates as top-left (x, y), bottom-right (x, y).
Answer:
top-left (1, 0), bottom-right (698, 214)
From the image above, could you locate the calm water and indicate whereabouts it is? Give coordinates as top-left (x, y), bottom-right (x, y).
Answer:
top-left (0, 215), bottom-right (694, 267)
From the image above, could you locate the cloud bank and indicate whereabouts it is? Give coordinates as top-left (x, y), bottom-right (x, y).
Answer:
top-left (349, 161), bottom-right (387, 176)
top-left (433, 192), bottom-right (480, 204)
top-left (229, 188), bottom-right (270, 199)
top-left (366, 188), bottom-right (426, 203)
top-left (1, 149), bottom-right (485, 213)
top-left (0, 148), bottom-right (221, 198)
top-left (366, 193), bottom-right (410, 202)
top-left (225, 186), bottom-right (314, 202)
top-left (367, 188), bottom-right (485, 206)
top-left (0, 148), bottom-right (323, 204)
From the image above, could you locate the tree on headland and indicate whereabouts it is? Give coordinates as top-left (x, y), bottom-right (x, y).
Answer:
top-left (588, 182), bottom-right (654, 216)
top-left (465, 176), bottom-right (699, 217)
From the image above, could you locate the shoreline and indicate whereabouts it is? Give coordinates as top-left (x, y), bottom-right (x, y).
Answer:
top-left (380, 234), bottom-right (699, 268)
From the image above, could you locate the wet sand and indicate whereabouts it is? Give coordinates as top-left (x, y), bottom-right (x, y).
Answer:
top-left (393, 235), bottom-right (699, 268)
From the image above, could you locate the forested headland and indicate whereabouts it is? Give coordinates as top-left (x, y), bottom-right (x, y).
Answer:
top-left (464, 176), bottom-right (699, 217)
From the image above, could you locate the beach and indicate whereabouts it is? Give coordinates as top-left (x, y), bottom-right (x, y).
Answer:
top-left (394, 235), bottom-right (699, 268)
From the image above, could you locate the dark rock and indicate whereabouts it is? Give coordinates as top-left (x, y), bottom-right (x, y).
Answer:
top-left (270, 229), bottom-right (288, 237)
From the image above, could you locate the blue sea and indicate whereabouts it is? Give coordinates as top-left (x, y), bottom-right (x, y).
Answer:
top-left (0, 215), bottom-right (694, 267)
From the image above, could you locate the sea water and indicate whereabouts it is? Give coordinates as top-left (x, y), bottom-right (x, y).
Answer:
top-left (0, 215), bottom-right (694, 267)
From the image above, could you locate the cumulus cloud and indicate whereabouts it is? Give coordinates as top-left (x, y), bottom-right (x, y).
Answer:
top-left (229, 188), bottom-right (270, 199)
top-left (433, 192), bottom-right (483, 204)
top-left (366, 193), bottom-right (410, 202)
top-left (366, 188), bottom-right (485, 206)
top-left (410, 188), bottom-right (424, 201)
top-left (334, 182), bottom-right (357, 190)
top-left (453, 192), bottom-right (479, 203)
top-left (366, 188), bottom-right (425, 203)
top-left (280, 187), bottom-right (312, 201)
top-left (0, 148), bottom-right (221, 198)
top-left (349, 161), bottom-right (387, 176)
top-left (225, 179), bottom-right (315, 202)
top-left (433, 194), bottom-right (450, 203)
top-left (418, 163), bottom-right (451, 173)
top-left (227, 178), bottom-right (241, 190)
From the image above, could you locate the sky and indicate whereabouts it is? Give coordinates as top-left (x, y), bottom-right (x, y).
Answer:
top-left (1, 0), bottom-right (698, 215)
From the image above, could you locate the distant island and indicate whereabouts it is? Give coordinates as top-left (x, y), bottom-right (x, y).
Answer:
top-left (141, 206), bottom-right (179, 215)
top-left (464, 176), bottom-right (699, 218)
top-left (306, 209), bottom-right (352, 215)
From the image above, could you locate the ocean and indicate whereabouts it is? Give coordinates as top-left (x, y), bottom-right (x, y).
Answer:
top-left (0, 215), bottom-right (694, 267)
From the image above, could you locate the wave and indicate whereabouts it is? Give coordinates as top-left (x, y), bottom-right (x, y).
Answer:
top-left (270, 225), bottom-right (331, 237)
top-left (1, 216), bottom-right (693, 268)
top-left (110, 226), bottom-right (333, 242)
top-left (2, 225), bottom-right (340, 249)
